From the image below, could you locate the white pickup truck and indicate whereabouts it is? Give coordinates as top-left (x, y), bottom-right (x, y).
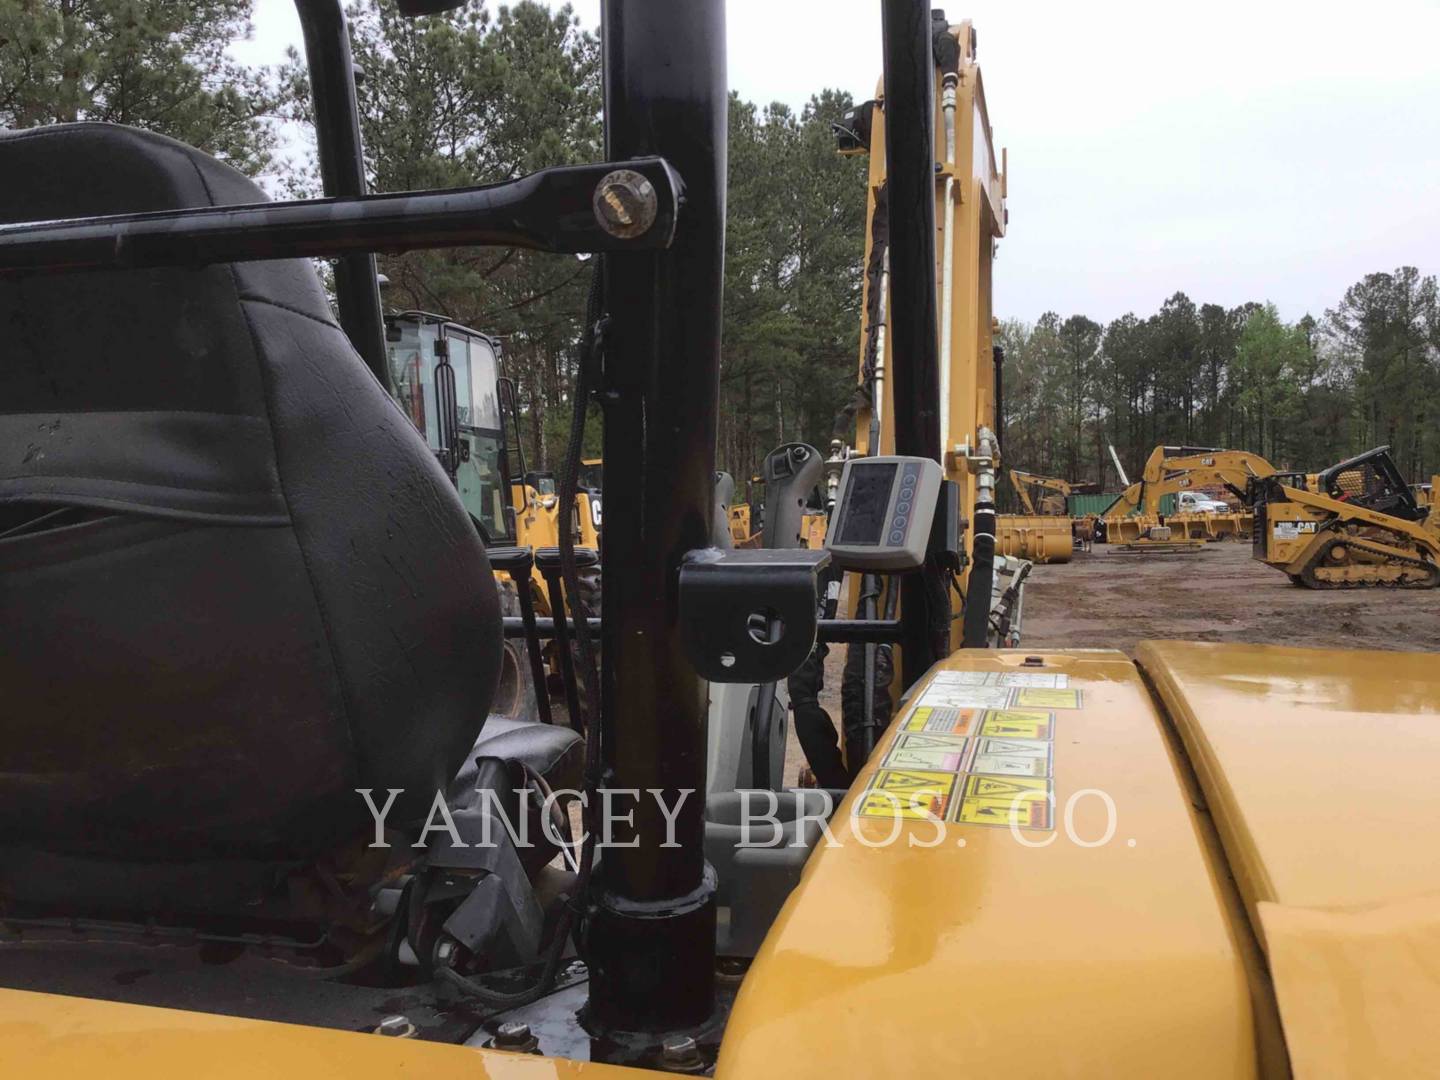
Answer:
top-left (1174, 490), bottom-right (1230, 513)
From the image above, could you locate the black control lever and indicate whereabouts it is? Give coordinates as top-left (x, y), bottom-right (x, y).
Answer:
top-left (752, 443), bottom-right (825, 787)
top-left (535, 546), bottom-right (599, 733)
top-left (486, 546), bottom-right (552, 727)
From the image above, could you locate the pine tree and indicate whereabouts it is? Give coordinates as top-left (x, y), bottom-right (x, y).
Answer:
top-left (0, 0), bottom-right (281, 175)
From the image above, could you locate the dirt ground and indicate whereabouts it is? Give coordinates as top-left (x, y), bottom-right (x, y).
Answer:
top-left (1021, 539), bottom-right (1440, 656)
top-left (783, 539), bottom-right (1440, 783)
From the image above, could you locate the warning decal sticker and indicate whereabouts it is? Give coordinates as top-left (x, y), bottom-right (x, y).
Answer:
top-left (856, 769), bottom-right (956, 819)
top-left (884, 732), bottom-right (969, 771)
top-left (971, 737), bottom-right (1052, 778)
top-left (917, 683), bottom-right (1014, 710)
top-left (979, 709), bottom-right (1054, 740)
top-left (854, 667), bottom-right (1067, 831)
top-left (902, 706), bottom-right (982, 738)
top-left (954, 775), bottom-right (1054, 829)
top-left (965, 774), bottom-right (1049, 800)
top-left (955, 796), bottom-right (1053, 830)
top-left (995, 672), bottom-right (1069, 689)
top-left (1013, 687), bottom-right (1082, 710)
top-left (929, 671), bottom-right (994, 687)
top-left (928, 670), bottom-right (1069, 689)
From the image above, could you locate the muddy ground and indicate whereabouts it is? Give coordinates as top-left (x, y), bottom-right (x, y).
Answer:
top-left (1021, 539), bottom-right (1440, 655)
top-left (783, 538), bottom-right (1440, 783)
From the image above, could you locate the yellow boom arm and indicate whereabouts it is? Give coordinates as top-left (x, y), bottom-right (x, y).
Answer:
top-left (1106, 447), bottom-right (1278, 518)
top-left (1008, 469), bottom-right (1073, 515)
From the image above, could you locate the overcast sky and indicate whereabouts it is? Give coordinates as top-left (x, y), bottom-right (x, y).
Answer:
top-left (236, 0), bottom-right (1440, 326)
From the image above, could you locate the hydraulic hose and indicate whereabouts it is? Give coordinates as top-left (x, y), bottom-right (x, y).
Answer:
top-left (962, 427), bottom-right (998, 648)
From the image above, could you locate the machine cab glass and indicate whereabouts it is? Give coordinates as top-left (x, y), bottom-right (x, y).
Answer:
top-left (385, 313), bottom-right (509, 541)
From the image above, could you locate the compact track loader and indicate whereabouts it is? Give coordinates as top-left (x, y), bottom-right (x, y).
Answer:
top-left (2, 3), bottom-right (1438, 1078)
top-left (1253, 445), bottom-right (1440, 587)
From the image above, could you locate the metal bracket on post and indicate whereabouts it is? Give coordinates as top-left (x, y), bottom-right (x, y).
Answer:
top-left (0, 159), bottom-right (683, 276)
top-left (678, 548), bottom-right (831, 684)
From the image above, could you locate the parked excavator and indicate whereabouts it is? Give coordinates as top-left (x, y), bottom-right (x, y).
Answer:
top-left (3, 4), bottom-right (1438, 1078)
top-left (1252, 445), bottom-right (1440, 587)
top-left (1100, 445), bottom-right (1279, 547)
top-left (1001, 467), bottom-right (1095, 562)
top-left (1010, 468), bottom-right (1073, 515)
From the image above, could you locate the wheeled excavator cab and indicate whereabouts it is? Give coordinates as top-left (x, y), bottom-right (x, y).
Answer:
top-left (386, 311), bottom-right (511, 541)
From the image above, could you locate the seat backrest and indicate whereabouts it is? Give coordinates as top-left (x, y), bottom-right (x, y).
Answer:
top-left (0, 124), bottom-right (501, 861)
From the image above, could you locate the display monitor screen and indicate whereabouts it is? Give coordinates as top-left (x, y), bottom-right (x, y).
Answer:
top-left (837, 463), bottom-right (898, 545)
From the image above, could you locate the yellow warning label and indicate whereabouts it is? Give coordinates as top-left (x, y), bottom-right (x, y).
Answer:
top-left (964, 774), bottom-right (1049, 800)
top-left (971, 737), bottom-right (1052, 778)
top-left (954, 775), bottom-right (1054, 830)
top-left (856, 769), bottom-right (955, 819)
top-left (956, 797), bottom-right (1053, 830)
top-left (884, 732), bottom-right (968, 772)
top-left (902, 706), bottom-right (982, 738)
top-left (1014, 687), bottom-right (1081, 710)
top-left (979, 709), bottom-right (1053, 740)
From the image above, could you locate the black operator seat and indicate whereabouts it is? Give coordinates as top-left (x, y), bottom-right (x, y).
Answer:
top-left (0, 123), bottom-right (565, 874)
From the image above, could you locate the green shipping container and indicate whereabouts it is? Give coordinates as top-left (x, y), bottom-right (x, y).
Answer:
top-left (1067, 492), bottom-right (1176, 516)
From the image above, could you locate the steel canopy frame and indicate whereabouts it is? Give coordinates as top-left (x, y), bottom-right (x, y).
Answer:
top-left (585, 0), bottom-right (727, 1034)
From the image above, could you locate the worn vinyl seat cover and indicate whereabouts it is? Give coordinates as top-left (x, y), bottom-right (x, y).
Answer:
top-left (0, 123), bottom-right (503, 861)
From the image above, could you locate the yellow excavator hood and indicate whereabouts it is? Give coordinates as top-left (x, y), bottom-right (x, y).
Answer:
top-left (718, 641), bottom-right (1440, 1078)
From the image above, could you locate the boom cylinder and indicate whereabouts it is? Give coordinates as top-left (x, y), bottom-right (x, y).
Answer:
top-left (585, 0), bottom-right (726, 1033)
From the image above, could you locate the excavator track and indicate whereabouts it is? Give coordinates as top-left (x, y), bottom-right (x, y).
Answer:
top-left (1297, 533), bottom-right (1440, 589)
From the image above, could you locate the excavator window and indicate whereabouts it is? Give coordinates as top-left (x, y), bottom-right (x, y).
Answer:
top-left (388, 319), bottom-right (431, 440)
top-left (385, 315), bottom-right (510, 539)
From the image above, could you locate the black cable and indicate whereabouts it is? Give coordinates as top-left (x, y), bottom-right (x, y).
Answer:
top-left (557, 262), bottom-right (606, 887)
top-left (441, 262), bottom-right (606, 1009)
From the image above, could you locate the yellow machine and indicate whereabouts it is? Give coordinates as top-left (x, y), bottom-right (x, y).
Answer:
top-left (1412, 477), bottom-right (1436, 509)
top-left (841, 15), bottom-right (1026, 650)
top-left (1000, 469), bottom-right (1080, 563)
top-left (6, 6), bottom-right (1440, 1079)
top-left (995, 512), bottom-right (1074, 562)
top-left (728, 501), bottom-right (757, 546)
top-left (1253, 446), bottom-right (1440, 587)
top-left (1101, 446), bottom-right (1277, 547)
top-left (385, 313), bottom-right (601, 721)
top-left (722, 473), bottom-right (828, 550)
top-left (507, 469), bottom-right (601, 557)
top-left (1009, 467), bottom-right (1072, 515)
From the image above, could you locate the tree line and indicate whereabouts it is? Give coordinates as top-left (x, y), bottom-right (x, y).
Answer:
top-left (7, 0), bottom-right (1435, 493)
top-left (1000, 270), bottom-right (1440, 491)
